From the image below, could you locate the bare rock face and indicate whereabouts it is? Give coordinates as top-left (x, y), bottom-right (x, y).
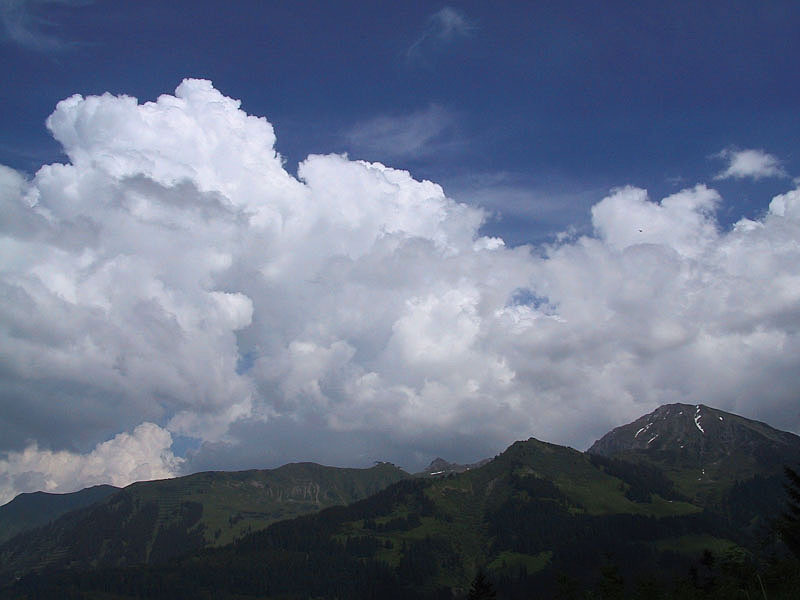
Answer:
top-left (420, 457), bottom-right (491, 476)
top-left (588, 403), bottom-right (800, 489)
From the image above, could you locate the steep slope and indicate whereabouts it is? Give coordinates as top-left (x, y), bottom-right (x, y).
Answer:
top-left (417, 457), bottom-right (491, 477)
top-left (588, 403), bottom-right (800, 501)
top-left (0, 485), bottom-right (119, 544)
top-left (0, 461), bottom-right (407, 581)
top-left (5, 437), bottom-right (728, 599)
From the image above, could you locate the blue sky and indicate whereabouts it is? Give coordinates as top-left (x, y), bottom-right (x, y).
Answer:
top-left (3, 1), bottom-right (799, 242)
top-left (1, 1), bottom-right (800, 500)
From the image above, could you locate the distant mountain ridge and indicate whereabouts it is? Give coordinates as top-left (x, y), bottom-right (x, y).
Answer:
top-left (589, 403), bottom-right (800, 459)
top-left (0, 485), bottom-right (118, 545)
top-left (418, 457), bottom-right (491, 476)
top-left (0, 461), bottom-right (408, 581)
top-left (588, 403), bottom-right (800, 500)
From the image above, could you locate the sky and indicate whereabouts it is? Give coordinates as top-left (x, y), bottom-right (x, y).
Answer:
top-left (1, 0), bottom-right (800, 504)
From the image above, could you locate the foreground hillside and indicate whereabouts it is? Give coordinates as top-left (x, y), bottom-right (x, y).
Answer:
top-left (4, 445), bottom-right (795, 598)
top-left (2, 403), bottom-right (799, 599)
top-left (0, 461), bottom-right (407, 581)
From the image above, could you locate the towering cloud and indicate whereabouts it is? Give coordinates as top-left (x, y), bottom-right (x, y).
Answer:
top-left (0, 423), bottom-right (181, 504)
top-left (1, 80), bottom-right (799, 503)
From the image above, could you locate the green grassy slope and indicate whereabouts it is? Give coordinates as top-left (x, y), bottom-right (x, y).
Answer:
top-left (0, 461), bottom-right (407, 582)
top-left (354, 438), bottom-right (708, 589)
top-left (153, 437), bottom-right (724, 597)
top-left (4, 403), bottom-right (798, 599)
top-left (4, 430), bottom-right (796, 599)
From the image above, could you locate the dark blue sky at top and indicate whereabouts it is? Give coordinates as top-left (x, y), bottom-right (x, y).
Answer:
top-left (2, 0), bottom-right (799, 246)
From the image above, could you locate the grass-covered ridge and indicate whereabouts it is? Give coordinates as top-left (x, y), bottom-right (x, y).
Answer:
top-left (0, 461), bottom-right (408, 582)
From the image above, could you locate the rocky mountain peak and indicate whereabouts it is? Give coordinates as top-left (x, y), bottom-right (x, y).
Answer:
top-left (588, 402), bottom-right (800, 475)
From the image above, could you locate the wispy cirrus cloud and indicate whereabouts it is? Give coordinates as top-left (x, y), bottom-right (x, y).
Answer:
top-left (0, 0), bottom-right (88, 52)
top-left (345, 104), bottom-right (457, 161)
top-left (714, 147), bottom-right (789, 181)
top-left (444, 171), bottom-right (601, 246)
top-left (407, 6), bottom-right (474, 61)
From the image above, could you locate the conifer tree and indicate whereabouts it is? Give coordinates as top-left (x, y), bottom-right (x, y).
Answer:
top-left (467, 570), bottom-right (497, 600)
top-left (777, 465), bottom-right (800, 558)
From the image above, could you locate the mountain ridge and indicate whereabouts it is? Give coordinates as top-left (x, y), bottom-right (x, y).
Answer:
top-left (588, 402), bottom-right (800, 501)
top-left (0, 461), bottom-right (408, 581)
top-left (589, 403), bottom-right (800, 457)
top-left (0, 485), bottom-right (119, 545)
top-left (418, 457), bottom-right (492, 477)
top-left (2, 402), bottom-right (799, 598)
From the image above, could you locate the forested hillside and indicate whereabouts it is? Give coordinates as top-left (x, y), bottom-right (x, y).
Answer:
top-left (0, 461), bottom-right (407, 581)
top-left (2, 405), bottom-right (799, 599)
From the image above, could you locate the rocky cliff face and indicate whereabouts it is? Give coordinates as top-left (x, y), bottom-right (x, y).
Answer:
top-left (419, 457), bottom-right (491, 476)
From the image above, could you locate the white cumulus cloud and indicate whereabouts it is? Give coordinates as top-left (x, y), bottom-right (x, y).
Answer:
top-left (0, 423), bottom-right (181, 505)
top-left (2, 80), bottom-right (800, 502)
top-left (714, 147), bottom-right (788, 180)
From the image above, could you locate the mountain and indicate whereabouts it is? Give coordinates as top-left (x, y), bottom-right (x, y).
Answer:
top-left (0, 485), bottom-right (119, 545)
top-left (3, 404), bottom-right (799, 599)
top-left (588, 403), bottom-right (800, 501)
top-left (2, 437), bottom-right (740, 599)
top-left (0, 461), bottom-right (407, 581)
top-left (418, 457), bottom-right (491, 476)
